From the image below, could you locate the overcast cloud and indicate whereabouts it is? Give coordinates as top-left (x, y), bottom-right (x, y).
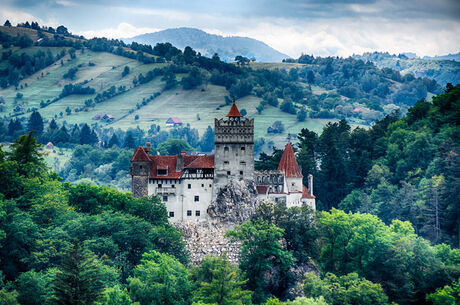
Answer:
top-left (1, 0), bottom-right (459, 57)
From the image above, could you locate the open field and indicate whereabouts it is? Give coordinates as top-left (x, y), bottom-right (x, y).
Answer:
top-left (0, 45), bottom-right (364, 149)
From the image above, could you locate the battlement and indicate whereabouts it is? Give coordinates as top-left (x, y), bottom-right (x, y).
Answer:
top-left (214, 118), bottom-right (254, 144)
top-left (215, 117), bottom-right (254, 127)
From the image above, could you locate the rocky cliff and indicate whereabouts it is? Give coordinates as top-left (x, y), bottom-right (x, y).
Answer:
top-left (174, 179), bottom-right (260, 265)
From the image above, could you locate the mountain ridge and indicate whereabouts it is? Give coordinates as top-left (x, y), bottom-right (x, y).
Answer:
top-left (122, 27), bottom-right (289, 62)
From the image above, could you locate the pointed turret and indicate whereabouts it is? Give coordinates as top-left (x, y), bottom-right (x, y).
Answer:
top-left (226, 102), bottom-right (243, 118)
top-left (278, 143), bottom-right (303, 178)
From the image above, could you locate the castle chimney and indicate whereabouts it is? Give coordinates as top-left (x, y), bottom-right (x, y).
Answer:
top-left (308, 174), bottom-right (313, 196)
top-left (176, 151), bottom-right (185, 171)
top-left (145, 142), bottom-right (151, 154)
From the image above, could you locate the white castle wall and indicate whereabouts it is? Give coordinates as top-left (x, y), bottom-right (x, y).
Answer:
top-left (148, 178), bottom-right (213, 222)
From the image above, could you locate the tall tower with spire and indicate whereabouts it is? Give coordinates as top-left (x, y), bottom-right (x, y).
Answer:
top-left (213, 102), bottom-right (254, 198)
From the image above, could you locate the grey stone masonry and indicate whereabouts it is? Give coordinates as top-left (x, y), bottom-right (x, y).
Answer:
top-left (130, 160), bottom-right (149, 198)
top-left (213, 117), bottom-right (254, 199)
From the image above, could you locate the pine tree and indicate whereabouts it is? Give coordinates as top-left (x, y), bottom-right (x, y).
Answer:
top-left (70, 125), bottom-right (80, 143)
top-left (8, 119), bottom-right (23, 136)
top-left (4, 20), bottom-right (12, 27)
top-left (49, 119), bottom-right (58, 130)
top-left (80, 124), bottom-right (98, 145)
top-left (108, 134), bottom-right (120, 148)
top-left (8, 131), bottom-right (45, 177)
top-left (52, 243), bottom-right (104, 305)
top-left (124, 133), bottom-right (136, 149)
top-left (28, 111), bottom-right (44, 135)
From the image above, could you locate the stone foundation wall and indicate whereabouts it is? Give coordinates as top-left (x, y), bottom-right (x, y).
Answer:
top-left (175, 179), bottom-right (260, 265)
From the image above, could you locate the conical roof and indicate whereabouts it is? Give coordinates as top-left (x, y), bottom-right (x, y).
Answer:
top-left (130, 146), bottom-right (150, 162)
top-left (226, 102), bottom-right (243, 118)
top-left (278, 143), bottom-right (303, 178)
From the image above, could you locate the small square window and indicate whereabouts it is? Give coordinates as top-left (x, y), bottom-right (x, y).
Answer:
top-left (158, 184), bottom-right (162, 188)
top-left (201, 184), bottom-right (204, 187)
top-left (195, 210), bottom-right (200, 216)
top-left (187, 210), bottom-right (192, 216)
top-left (194, 196), bottom-right (199, 202)
top-left (240, 171), bottom-right (243, 175)
top-left (163, 195), bottom-right (168, 202)
top-left (188, 184), bottom-right (191, 189)
top-left (169, 212), bottom-right (174, 217)
top-left (227, 171), bottom-right (231, 175)
top-left (171, 185), bottom-right (175, 188)
top-left (224, 161), bottom-right (229, 165)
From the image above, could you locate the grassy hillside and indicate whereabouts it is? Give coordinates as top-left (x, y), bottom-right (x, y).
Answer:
top-left (0, 26), bottom-right (345, 148)
top-left (0, 25), bottom-right (446, 152)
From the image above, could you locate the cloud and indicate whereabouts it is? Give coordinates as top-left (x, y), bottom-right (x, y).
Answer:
top-left (0, 8), bottom-right (42, 25)
top-left (1, 0), bottom-right (459, 57)
top-left (55, 0), bottom-right (78, 7)
top-left (76, 22), bottom-right (160, 39)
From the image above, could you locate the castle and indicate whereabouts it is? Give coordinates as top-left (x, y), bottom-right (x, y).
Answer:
top-left (130, 103), bottom-right (315, 222)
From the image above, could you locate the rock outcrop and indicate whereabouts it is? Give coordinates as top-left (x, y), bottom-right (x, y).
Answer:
top-left (174, 179), bottom-right (261, 265)
top-left (207, 179), bottom-right (260, 224)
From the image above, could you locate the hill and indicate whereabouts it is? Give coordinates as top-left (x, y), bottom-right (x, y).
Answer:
top-left (353, 52), bottom-right (460, 85)
top-left (0, 24), bottom-right (447, 153)
top-left (423, 52), bottom-right (460, 62)
top-left (122, 27), bottom-right (289, 62)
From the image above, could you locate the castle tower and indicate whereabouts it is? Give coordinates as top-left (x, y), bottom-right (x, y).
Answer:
top-left (213, 102), bottom-right (254, 198)
top-left (130, 144), bottom-right (151, 198)
top-left (278, 142), bottom-right (303, 193)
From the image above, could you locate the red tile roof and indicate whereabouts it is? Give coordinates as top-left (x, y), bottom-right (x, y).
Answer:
top-left (278, 143), bottom-right (303, 178)
top-left (145, 154), bottom-right (215, 179)
top-left (167, 117), bottom-right (183, 124)
top-left (256, 185), bottom-right (269, 194)
top-left (302, 185), bottom-right (315, 199)
top-left (227, 103), bottom-right (243, 118)
top-left (130, 146), bottom-right (150, 162)
top-left (149, 155), bottom-right (181, 179)
top-left (185, 156), bottom-right (214, 169)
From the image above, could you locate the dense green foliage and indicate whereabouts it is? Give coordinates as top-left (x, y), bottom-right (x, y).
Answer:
top-left (257, 85), bottom-right (460, 247)
top-left (227, 221), bottom-right (295, 303)
top-left (303, 272), bottom-right (389, 305)
top-left (353, 52), bottom-right (460, 86)
top-left (426, 278), bottom-right (460, 305)
top-left (191, 253), bottom-right (252, 305)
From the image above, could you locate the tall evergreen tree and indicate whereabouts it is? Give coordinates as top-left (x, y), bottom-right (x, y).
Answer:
top-left (8, 132), bottom-right (45, 177)
top-left (199, 126), bottom-right (214, 152)
top-left (108, 134), bottom-right (120, 148)
top-left (123, 133), bottom-right (136, 149)
top-left (70, 125), bottom-right (80, 144)
top-left (79, 124), bottom-right (98, 145)
top-left (49, 119), bottom-right (58, 130)
top-left (8, 119), bottom-right (23, 137)
top-left (28, 111), bottom-right (44, 135)
top-left (52, 242), bottom-right (104, 305)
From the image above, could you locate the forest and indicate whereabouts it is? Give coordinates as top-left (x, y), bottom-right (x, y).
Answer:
top-left (0, 85), bottom-right (459, 305)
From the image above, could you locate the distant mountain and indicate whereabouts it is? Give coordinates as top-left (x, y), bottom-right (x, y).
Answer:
top-left (123, 27), bottom-right (289, 62)
top-left (353, 52), bottom-right (460, 85)
top-left (423, 52), bottom-right (460, 62)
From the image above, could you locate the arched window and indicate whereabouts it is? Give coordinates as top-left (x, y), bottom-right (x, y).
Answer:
top-left (224, 146), bottom-right (229, 156)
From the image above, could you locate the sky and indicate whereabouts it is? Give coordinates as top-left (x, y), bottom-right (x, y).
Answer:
top-left (1, 0), bottom-right (460, 58)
